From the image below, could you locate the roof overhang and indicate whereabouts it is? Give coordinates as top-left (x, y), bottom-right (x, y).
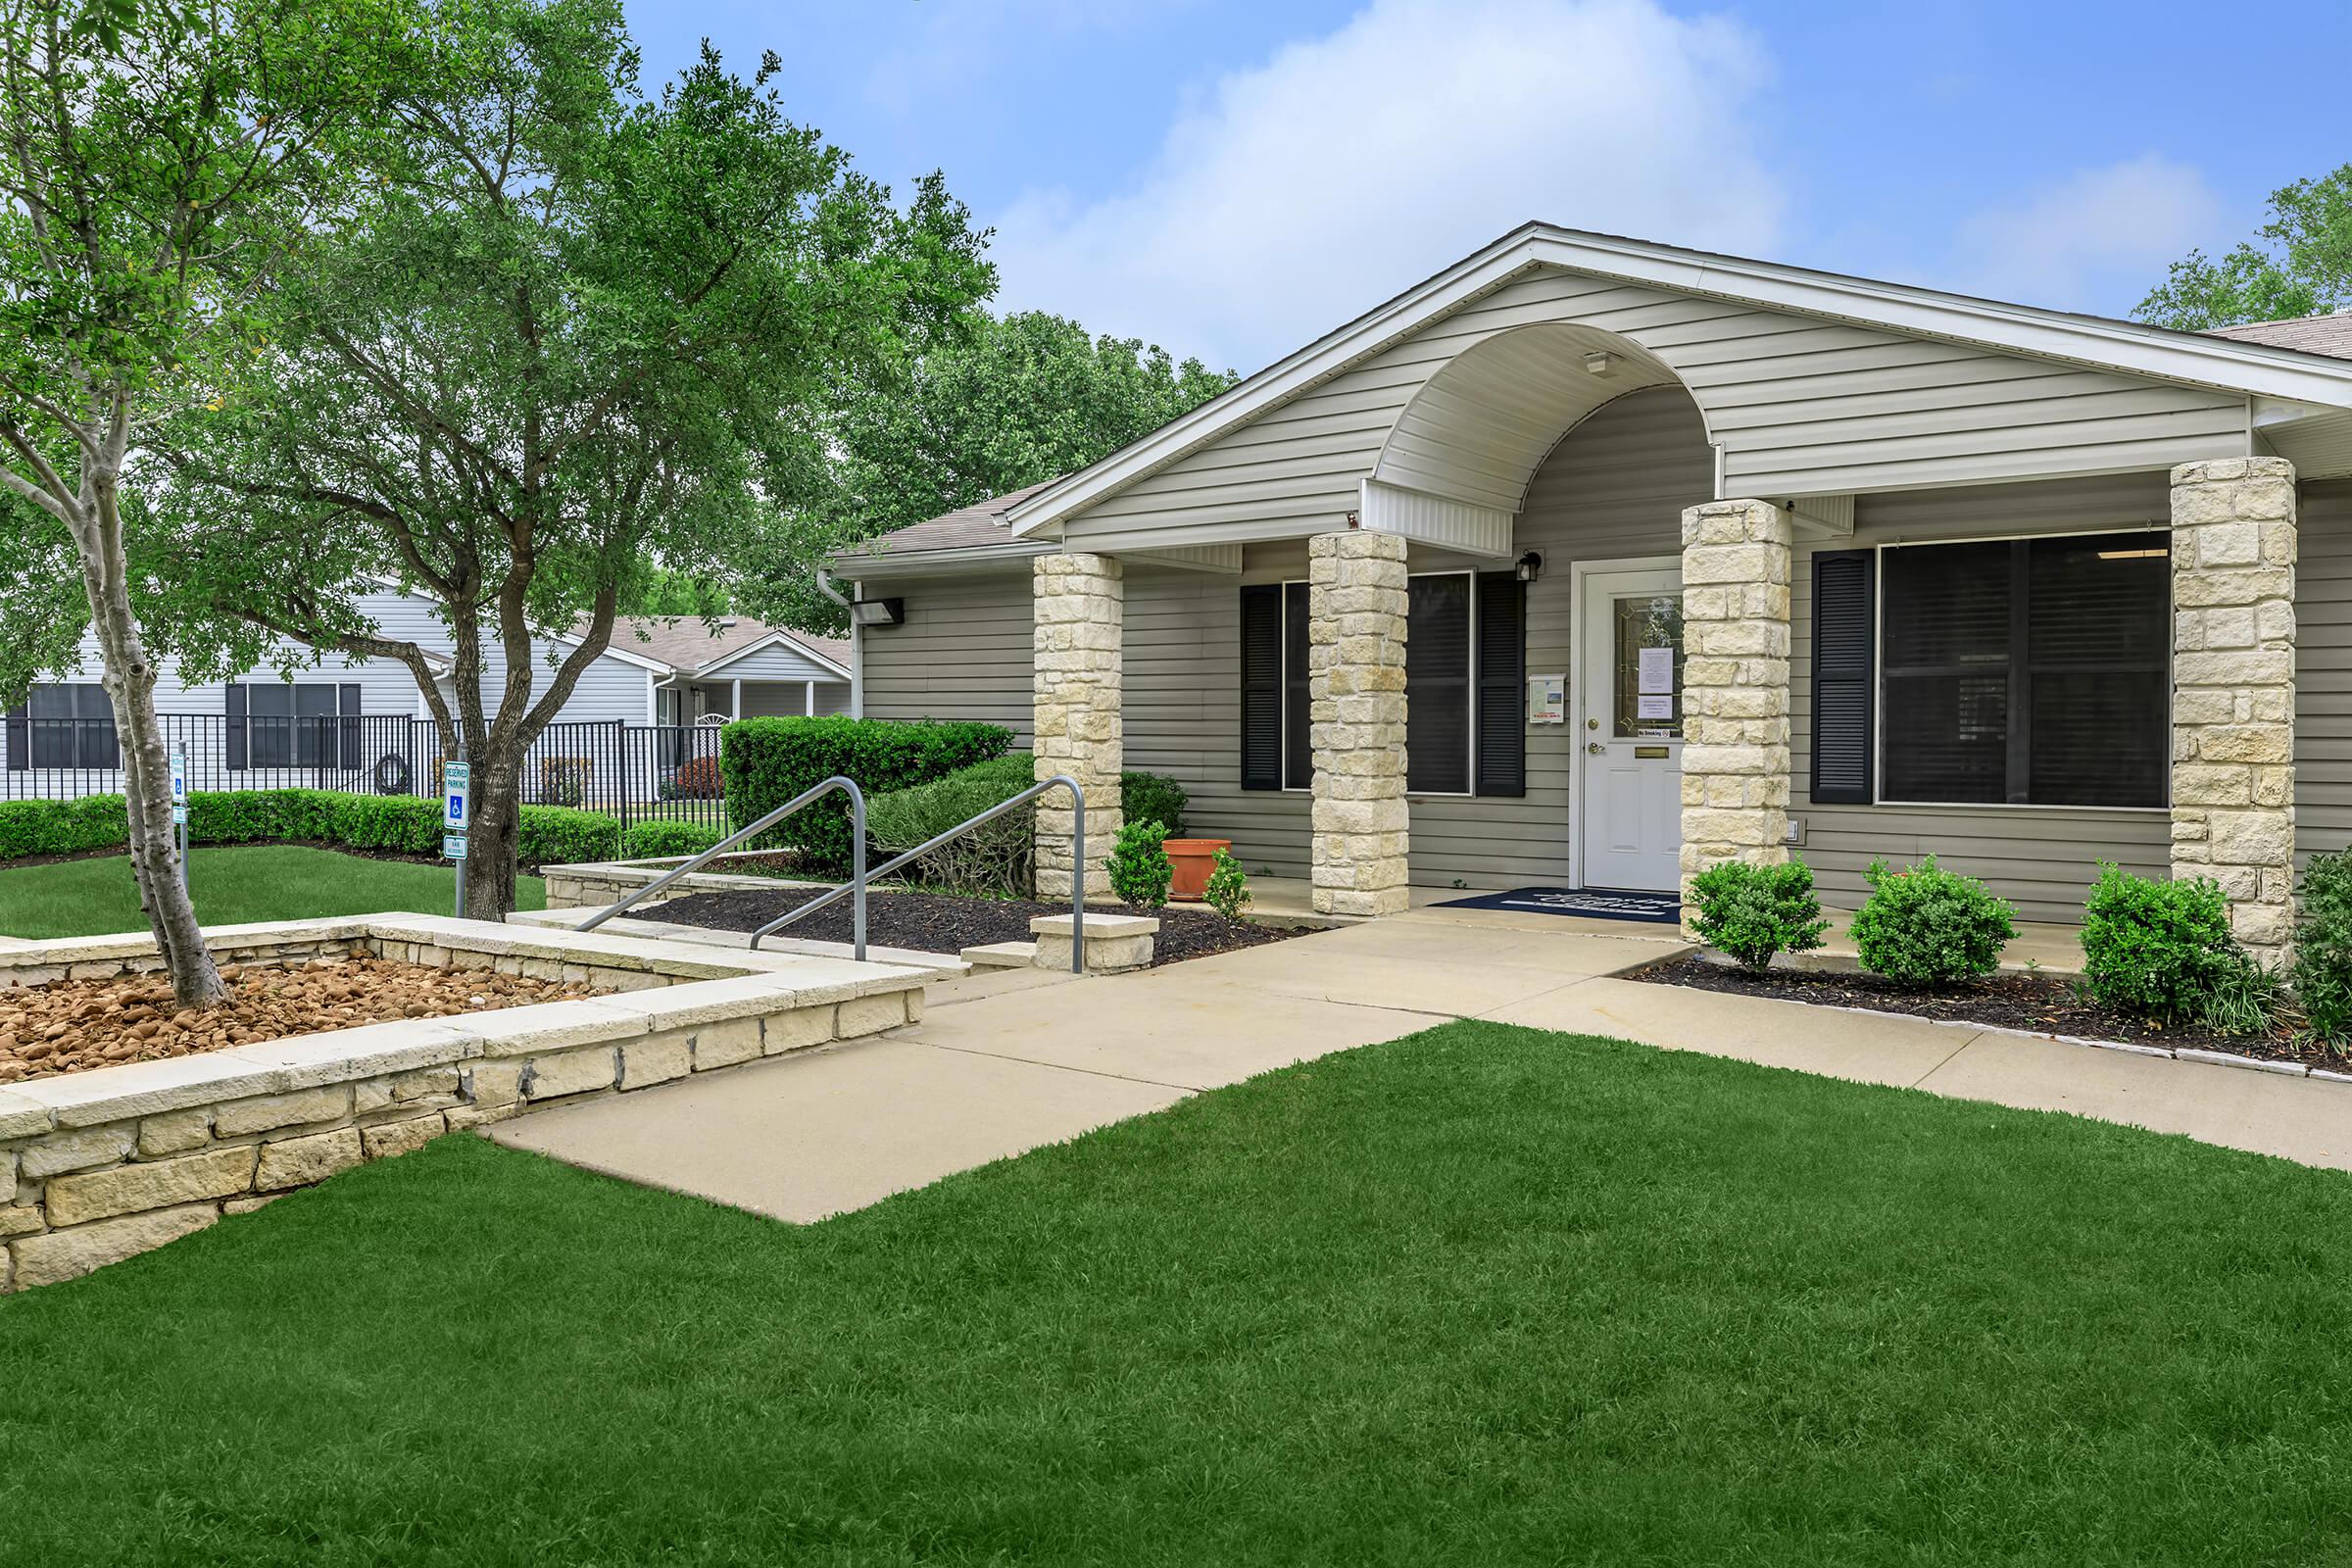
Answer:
top-left (830, 539), bottom-right (1059, 579)
top-left (550, 631), bottom-right (670, 674)
top-left (1004, 223), bottom-right (2352, 537)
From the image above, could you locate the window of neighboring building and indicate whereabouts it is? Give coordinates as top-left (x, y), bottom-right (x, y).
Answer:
top-left (3, 683), bottom-right (120, 769)
top-left (1877, 530), bottom-right (2170, 808)
top-left (228, 682), bottom-right (362, 770)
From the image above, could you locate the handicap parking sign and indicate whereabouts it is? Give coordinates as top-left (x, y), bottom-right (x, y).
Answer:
top-left (444, 761), bottom-right (470, 830)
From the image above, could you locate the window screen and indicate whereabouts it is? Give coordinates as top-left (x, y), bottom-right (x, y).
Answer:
top-left (1881, 531), bottom-right (2168, 808)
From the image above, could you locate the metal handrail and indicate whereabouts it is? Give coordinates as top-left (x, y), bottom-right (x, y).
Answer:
top-left (576, 774), bottom-right (867, 956)
top-left (751, 774), bottom-right (1086, 974)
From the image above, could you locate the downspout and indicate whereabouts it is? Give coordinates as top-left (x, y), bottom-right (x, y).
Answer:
top-left (816, 567), bottom-right (860, 718)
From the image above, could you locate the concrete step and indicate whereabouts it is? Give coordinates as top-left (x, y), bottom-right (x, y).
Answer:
top-left (507, 907), bottom-right (968, 974)
top-left (959, 941), bottom-right (1036, 970)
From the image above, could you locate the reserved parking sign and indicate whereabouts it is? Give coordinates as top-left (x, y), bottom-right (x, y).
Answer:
top-left (444, 760), bottom-right (470, 831)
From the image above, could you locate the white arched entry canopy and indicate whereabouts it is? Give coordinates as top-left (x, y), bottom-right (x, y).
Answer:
top-left (1360, 322), bottom-right (1700, 556)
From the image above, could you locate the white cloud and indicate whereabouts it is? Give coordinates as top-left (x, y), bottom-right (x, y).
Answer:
top-left (986, 0), bottom-right (1786, 371)
top-left (1949, 156), bottom-right (2228, 313)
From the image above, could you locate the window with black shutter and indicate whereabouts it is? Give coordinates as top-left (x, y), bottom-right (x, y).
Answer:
top-left (1406, 574), bottom-right (1472, 794)
top-left (5, 684), bottom-right (119, 769)
top-left (234, 681), bottom-right (362, 771)
top-left (1880, 530), bottom-right (2169, 808)
top-left (1239, 585), bottom-right (1283, 791)
top-left (1809, 551), bottom-right (1875, 806)
top-left (1474, 572), bottom-right (1526, 797)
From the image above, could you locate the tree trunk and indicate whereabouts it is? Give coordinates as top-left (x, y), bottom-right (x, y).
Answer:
top-left (459, 747), bottom-right (523, 922)
top-left (75, 474), bottom-right (226, 1008)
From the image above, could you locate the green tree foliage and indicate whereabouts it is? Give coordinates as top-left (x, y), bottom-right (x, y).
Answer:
top-left (744, 310), bottom-right (1234, 631)
top-left (0, 0), bottom-right (411, 1004)
top-left (143, 1), bottom-right (992, 918)
top-left (2135, 165), bottom-right (2352, 329)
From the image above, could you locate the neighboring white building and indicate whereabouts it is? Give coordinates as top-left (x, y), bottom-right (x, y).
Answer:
top-left (5, 588), bottom-right (850, 805)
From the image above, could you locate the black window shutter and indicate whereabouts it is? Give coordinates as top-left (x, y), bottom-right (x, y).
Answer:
top-left (339, 683), bottom-right (362, 771)
top-left (1283, 582), bottom-right (1312, 790)
top-left (1809, 550), bottom-right (1876, 806)
top-left (1239, 586), bottom-right (1282, 791)
top-left (224, 683), bottom-right (248, 772)
top-left (4, 704), bottom-right (24, 772)
top-left (1474, 573), bottom-right (1526, 797)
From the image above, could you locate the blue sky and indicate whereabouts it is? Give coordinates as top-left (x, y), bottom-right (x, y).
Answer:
top-left (625, 1), bottom-right (2352, 372)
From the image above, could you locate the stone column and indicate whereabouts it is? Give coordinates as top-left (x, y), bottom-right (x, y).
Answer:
top-left (1033, 553), bottom-right (1123, 902)
top-left (1677, 499), bottom-right (1793, 922)
top-left (1308, 530), bottom-right (1410, 917)
top-left (2170, 456), bottom-right (2298, 964)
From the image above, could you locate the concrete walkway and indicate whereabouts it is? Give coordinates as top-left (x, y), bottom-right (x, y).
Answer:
top-left (493, 901), bottom-right (2352, 1221)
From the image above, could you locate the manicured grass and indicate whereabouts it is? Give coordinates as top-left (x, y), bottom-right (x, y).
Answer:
top-left (0, 844), bottom-right (546, 939)
top-left (4, 1023), bottom-right (2351, 1564)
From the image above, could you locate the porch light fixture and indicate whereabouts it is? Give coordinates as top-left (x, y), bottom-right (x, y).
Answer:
top-left (848, 597), bottom-right (905, 627)
top-left (1582, 350), bottom-right (1613, 375)
top-left (1515, 551), bottom-right (1544, 583)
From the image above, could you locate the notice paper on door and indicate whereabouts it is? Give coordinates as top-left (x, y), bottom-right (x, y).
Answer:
top-left (1637, 646), bottom-right (1674, 695)
top-left (1637, 694), bottom-right (1674, 720)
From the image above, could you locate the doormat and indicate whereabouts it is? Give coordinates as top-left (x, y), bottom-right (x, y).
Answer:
top-left (1433, 887), bottom-right (1683, 923)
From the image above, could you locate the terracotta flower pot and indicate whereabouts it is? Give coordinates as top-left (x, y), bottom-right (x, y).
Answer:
top-left (1162, 838), bottom-right (1233, 902)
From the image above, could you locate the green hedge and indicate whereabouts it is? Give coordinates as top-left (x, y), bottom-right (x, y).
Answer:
top-left (0, 789), bottom-right (621, 868)
top-left (619, 819), bottom-right (727, 860)
top-left (720, 716), bottom-right (1012, 872)
top-left (867, 757), bottom-right (1038, 897)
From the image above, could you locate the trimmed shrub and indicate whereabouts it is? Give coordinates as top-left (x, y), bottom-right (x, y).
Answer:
top-left (0, 787), bottom-right (621, 869)
top-left (517, 806), bottom-right (623, 867)
top-left (1203, 848), bottom-right (1251, 920)
top-left (2291, 851), bottom-right (2352, 1045)
top-left (720, 716), bottom-right (1012, 873)
top-left (1849, 856), bottom-right (2018, 988)
top-left (868, 757), bottom-right (1037, 898)
top-left (0, 794), bottom-right (131, 859)
top-left (1121, 771), bottom-right (1188, 839)
top-left (1105, 818), bottom-right (1173, 908)
top-left (1689, 858), bottom-right (1829, 974)
top-left (2081, 863), bottom-right (2236, 1024)
top-left (619, 818), bottom-right (727, 860)
top-left (2198, 950), bottom-right (2282, 1036)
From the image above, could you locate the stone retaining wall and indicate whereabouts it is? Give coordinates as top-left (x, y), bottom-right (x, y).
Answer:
top-left (0, 916), bottom-right (925, 1292)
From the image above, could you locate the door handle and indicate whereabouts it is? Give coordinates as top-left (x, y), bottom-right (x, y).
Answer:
top-left (1586, 742), bottom-right (1605, 756)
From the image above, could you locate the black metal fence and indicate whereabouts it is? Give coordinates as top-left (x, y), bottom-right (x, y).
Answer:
top-left (2, 713), bottom-right (730, 832)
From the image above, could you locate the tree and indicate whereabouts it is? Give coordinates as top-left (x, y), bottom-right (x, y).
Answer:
top-left (0, 0), bottom-right (406, 1005)
top-left (2135, 164), bottom-right (2352, 330)
top-left (147, 0), bottom-right (990, 919)
top-left (743, 310), bottom-right (1234, 631)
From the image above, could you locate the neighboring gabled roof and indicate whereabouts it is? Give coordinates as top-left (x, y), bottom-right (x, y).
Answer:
top-left (1000, 222), bottom-right (2352, 537)
top-left (2208, 311), bottom-right (2352, 360)
top-left (840, 481), bottom-right (1056, 559)
top-left (576, 614), bottom-right (850, 680)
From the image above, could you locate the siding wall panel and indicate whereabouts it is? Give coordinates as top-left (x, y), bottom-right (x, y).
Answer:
top-left (2300, 479), bottom-right (2352, 865)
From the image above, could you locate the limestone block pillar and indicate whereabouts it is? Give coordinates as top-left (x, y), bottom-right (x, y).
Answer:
top-left (1033, 553), bottom-right (1123, 902)
top-left (1677, 499), bottom-right (1793, 923)
top-left (2170, 457), bottom-right (2298, 964)
top-left (1308, 530), bottom-right (1410, 917)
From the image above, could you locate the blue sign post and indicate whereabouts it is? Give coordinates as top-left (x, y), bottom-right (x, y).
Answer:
top-left (445, 757), bottom-right (470, 917)
top-left (169, 747), bottom-right (189, 889)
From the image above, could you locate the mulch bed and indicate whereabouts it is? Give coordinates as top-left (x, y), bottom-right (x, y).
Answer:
top-left (652, 886), bottom-right (1305, 966)
top-left (0, 956), bottom-right (599, 1086)
top-left (1628, 952), bottom-right (2348, 1070)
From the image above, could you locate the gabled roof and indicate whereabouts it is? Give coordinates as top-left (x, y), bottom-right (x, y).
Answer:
top-left (839, 481), bottom-right (1056, 559)
top-left (2209, 312), bottom-right (2352, 359)
top-left (1001, 222), bottom-right (2352, 537)
top-left (579, 614), bottom-right (850, 680)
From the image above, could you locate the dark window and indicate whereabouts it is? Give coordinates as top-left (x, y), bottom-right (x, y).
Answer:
top-left (5, 684), bottom-right (119, 769)
top-left (237, 682), bottom-right (359, 770)
top-left (1239, 585), bottom-right (1283, 791)
top-left (1880, 531), bottom-right (2169, 808)
top-left (1406, 573), bottom-right (1472, 794)
top-left (1809, 551), bottom-right (1876, 806)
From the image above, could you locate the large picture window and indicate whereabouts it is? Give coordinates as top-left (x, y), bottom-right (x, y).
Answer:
top-left (4, 684), bottom-right (120, 770)
top-left (228, 682), bottom-right (363, 771)
top-left (1879, 530), bottom-right (2169, 808)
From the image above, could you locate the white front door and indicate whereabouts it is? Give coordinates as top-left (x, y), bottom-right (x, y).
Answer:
top-left (1579, 566), bottom-right (1685, 892)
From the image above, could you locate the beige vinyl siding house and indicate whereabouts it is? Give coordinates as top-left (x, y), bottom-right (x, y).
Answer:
top-left (840, 225), bottom-right (2352, 951)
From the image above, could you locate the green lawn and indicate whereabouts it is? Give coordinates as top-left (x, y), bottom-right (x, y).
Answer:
top-left (3, 1024), bottom-right (2349, 1563)
top-left (0, 844), bottom-right (546, 939)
